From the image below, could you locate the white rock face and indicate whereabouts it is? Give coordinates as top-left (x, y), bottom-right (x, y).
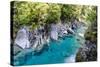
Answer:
top-left (50, 30), bottom-right (58, 40)
top-left (50, 24), bottom-right (58, 40)
top-left (14, 28), bottom-right (30, 49)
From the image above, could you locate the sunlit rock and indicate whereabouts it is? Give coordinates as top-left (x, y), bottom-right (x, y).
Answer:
top-left (50, 24), bottom-right (58, 40)
top-left (78, 33), bottom-right (84, 38)
top-left (14, 27), bottom-right (30, 49)
top-left (67, 28), bottom-right (75, 34)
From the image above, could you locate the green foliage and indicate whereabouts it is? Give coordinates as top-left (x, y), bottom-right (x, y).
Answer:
top-left (61, 5), bottom-right (84, 22)
top-left (13, 2), bottom-right (97, 25)
top-left (46, 4), bottom-right (61, 23)
top-left (86, 6), bottom-right (97, 22)
top-left (61, 5), bottom-right (72, 22)
top-left (12, 1), bottom-right (97, 37)
top-left (13, 2), bottom-right (61, 27)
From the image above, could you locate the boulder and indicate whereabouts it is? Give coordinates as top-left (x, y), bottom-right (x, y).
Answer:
top-left (50, 24), bottom-right (58, 40)
top-left (14, 27), bottom-right (30, 49)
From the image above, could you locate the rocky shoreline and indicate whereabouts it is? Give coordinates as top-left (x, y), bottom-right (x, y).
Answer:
top-left (13, 21), bottom-right (78, 55)
top-left (12, 19), bottom-right (97, 64)
top-left (75, 21), bottom-right (97, 62)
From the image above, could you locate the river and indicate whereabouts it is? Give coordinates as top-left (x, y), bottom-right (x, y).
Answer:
top-left (13, 26), bottom-right (87, 66)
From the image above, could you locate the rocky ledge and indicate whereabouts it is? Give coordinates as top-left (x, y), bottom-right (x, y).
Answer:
top-left (76, 21), bottom-right (97, 62)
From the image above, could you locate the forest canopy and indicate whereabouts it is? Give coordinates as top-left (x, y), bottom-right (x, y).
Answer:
top-left (11, 1), bottom-right (97, 36)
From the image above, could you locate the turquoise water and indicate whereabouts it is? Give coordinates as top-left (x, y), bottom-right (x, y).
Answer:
top-left (14, 28), bottom-right (84, 65)
top-left (27, 35), bottom-right (80, 64)
top-left (14, 34), bottom-right (81, 66)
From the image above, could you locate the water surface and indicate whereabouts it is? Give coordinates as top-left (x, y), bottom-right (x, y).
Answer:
top-left (14, 34), bottom-right (81, 66)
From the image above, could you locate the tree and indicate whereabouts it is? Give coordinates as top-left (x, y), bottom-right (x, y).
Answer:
top-left (46, 3), bottom-right (61, 24)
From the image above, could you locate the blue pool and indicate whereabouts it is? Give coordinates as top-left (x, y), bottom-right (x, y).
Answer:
top-left (14, 34), bottom-right (82, 66)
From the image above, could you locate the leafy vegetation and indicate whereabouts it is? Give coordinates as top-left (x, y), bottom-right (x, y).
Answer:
top-left (11, 1), bottom-right (97, 38)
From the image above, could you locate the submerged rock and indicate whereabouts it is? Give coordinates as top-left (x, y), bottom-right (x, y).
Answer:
top-left (65, 54), bottom-right (76, 63)
top-left (13, 45), bottom-right (23, 56)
